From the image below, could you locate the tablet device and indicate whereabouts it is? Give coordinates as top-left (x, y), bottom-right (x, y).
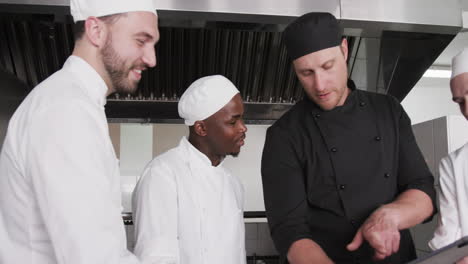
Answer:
top-left (408, 236), bottom-right (468, 264)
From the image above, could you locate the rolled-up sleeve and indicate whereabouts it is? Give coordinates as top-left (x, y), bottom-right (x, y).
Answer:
top-left (261, 126), bottom-right (313, 256)
top-left (132, 160), bottom-right (179, 264)
top-left (396, 103), bottom-right (437, 219)
top-left (429, 157), bottom-right (459, 250)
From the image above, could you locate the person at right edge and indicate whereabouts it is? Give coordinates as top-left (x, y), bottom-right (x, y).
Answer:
top-left (261, 12), bottom-right (437, 264)
top-left (429, 48), bottom-right (468, 264)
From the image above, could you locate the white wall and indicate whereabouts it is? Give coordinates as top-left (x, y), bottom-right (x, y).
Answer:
top-left (119, 124), bottom-right (154, 211)
top-left (402, 77), bottom-right (461, 124)
top-left (223, 125), bottom-right (269, 212)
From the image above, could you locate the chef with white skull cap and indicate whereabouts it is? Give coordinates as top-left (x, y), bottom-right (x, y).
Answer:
top-left (0, 0), bottom-right (159, 263)
top-left (429, 48), bottom-right (468, 264)
top-left (133, 75), bottom-right (248, 264)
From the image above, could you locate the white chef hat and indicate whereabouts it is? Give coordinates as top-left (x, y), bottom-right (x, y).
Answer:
top-left (178, 75), bottom-right (240, 126)
top-left (451, 48), bottom-right (468, 79)
top-left (70, 0), bottom-right (158, 22)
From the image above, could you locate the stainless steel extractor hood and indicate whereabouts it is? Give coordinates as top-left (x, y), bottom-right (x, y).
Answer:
top-left (0, 0), bottom-right (463, 123)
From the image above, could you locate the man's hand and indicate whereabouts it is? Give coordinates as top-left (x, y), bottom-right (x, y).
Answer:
top-left (346, 206), bottom-right (401, 260)
top-left (456, 256), bottom-right (468, 264)
top-left (347, 189), bottom-right (433, 261)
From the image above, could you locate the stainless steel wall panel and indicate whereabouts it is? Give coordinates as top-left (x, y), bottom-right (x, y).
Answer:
top-left (341, 0), bottom-right (462, 28)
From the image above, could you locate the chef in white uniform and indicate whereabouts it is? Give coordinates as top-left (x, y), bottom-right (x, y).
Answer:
top-left (0, 0), bottom-right (159, 263)
top-left (132, 75), bottom-right (248, 264)
top-left (429, 48), bottom-right (468, 264)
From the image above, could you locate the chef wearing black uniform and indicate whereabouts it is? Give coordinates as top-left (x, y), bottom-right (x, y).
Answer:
top-left (261, 12), bottom-right (436, 264)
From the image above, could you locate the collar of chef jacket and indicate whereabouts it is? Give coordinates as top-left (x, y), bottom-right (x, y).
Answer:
top-left (63, 55), bottom-right (108, 108)
top-left (180, 136), bottom-right (227, 170)
top-left (176, 136), bottom-right (245, 263)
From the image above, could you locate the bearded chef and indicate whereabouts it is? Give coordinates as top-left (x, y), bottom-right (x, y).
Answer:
top-left (0, 0), bottom-right (159, 263)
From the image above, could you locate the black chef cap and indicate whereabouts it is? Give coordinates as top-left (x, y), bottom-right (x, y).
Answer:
top-left (284, 12), bottom-right (342, 60)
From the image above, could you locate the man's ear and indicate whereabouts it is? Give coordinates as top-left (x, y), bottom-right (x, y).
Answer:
top-left (340, 38), bottom-right (348, 61)
top-left (193, 121), bottom-right (208, 137)
top-left (84, 16), bottom-right (108, 47)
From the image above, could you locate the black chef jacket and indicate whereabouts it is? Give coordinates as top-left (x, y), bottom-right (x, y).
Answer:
top-left (261, 81), bottom-right (436, 264)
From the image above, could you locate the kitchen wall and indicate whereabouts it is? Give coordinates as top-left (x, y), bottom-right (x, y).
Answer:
top-left (402, 77), bottom-right (460, 125)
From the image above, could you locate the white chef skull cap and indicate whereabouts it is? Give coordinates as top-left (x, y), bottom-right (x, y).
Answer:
top-left (178, 75), bottom-right (240, 126)
top-left (451, 48), bottom-right (468, 79)
top-left (70, 0), bottom-right (157, 22)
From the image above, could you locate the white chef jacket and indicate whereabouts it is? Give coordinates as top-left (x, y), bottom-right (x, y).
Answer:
top-left (132, 137), bottom-right (246, 264)
top-left (429, 142), bottom-right (468, 250)
top-left (0, 56), bottom-right (138, 264)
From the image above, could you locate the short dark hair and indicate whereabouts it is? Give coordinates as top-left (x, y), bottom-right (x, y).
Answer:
top-left (73, 21), bottom-right (85, 40)
top-left (73, 13), bottom-right (126, 41)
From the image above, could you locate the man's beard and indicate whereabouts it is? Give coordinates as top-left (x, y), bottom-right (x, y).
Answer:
top-left (101, 35), bottom-right (139, 94)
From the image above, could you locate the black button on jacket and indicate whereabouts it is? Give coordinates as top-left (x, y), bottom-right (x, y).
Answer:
top-left (261, 83), bottom-right (436, 264)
